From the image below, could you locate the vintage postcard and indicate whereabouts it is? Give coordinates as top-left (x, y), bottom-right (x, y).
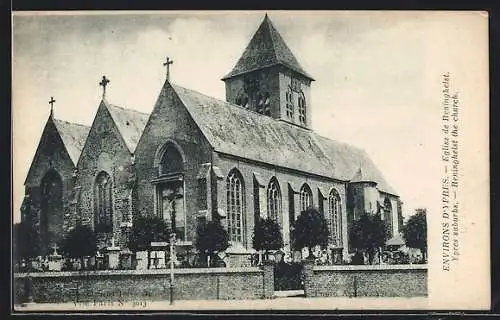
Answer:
top-left (11, 10), bottom-right (490, 312)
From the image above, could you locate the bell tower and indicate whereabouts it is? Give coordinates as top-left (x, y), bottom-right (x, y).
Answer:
top-left (222, 14), bottom-right (315, 129)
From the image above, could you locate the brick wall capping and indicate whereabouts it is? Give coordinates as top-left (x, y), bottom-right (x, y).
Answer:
top-left (14, 267), bottom-right (264, 278)
top-left (313, 264), bottom-right (428, 272)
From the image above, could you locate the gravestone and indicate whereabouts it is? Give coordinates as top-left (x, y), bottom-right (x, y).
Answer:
top-left (47, 244), bottom-right (63, 271)
top-left (120, 248), bottom-right (133, 269)
top-left (135, 251), bottom-right (148, 270)
top-left (150, 250), bottom-right (166, 269)
top-left (105, 237), bottom-right (121, 270)
top-left (95, 251), bottom-right (105, 270)
top-left (150, 242), bottom-right (169, 269)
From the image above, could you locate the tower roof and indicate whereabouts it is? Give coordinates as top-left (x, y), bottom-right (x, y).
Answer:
top-left (222, 14), bottom-right (314, 81)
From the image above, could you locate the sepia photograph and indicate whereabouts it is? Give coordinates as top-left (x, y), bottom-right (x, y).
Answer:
top-left (11, 11), bottom-right (489, 311)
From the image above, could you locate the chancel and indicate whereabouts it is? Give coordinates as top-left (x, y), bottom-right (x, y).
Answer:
top-left (21, 14), bottom-right (404, 265)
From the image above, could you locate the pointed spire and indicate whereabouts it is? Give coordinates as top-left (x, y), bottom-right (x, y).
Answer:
top-left (222, 14), bottom-right (313, 81)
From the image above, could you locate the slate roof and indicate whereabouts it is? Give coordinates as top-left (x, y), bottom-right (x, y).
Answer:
top-left (52, 118), bottom-right (91, 165)
top-left (222, 14), bottom-right (314, 81)
top-left (170, 83), bottom-right (397, 195)
top-left (104, 102), bottom-right (149, 153)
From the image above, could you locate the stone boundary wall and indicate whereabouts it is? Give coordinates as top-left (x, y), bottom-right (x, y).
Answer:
top-left (14, 265), bottom-right (274, 304)
top-left (303, 264), bottom-right (428, 298)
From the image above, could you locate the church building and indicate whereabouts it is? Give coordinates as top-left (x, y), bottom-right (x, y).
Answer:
top-left (21, 14), bottom-right (403, 263)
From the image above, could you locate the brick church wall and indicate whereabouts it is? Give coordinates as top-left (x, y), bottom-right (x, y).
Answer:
top-left (134, 82), bottom-right (213, 243)
top-left (24, 118), bottom-right (77, 255)
top-left (213, 153), bottom-right (349, 258)
top-left (76, 104), bottom-right (135, 249)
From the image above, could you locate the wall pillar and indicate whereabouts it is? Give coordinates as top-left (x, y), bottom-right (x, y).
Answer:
top-left (261, 263), bottom-right (274, 299)
top-left (303, 261), bottom-right (315, 298)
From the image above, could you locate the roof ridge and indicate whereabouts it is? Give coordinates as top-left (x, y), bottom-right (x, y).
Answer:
top-left (106, 102), bottom-right (150, 117)
top-left (52, 117), bottom-right (91, 128)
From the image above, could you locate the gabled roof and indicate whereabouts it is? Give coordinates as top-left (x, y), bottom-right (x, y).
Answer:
top-left (104, 101), bottom-right (149, 153)
top-left (222, 14), bottom-right (314, 81)
top-left (170, 83), bottom-right (397, 195)
top-left (52, 118), bottom-right (91, 165)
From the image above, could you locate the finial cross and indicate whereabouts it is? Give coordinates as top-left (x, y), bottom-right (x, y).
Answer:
top-left (51, 243), bottom-right (59, 255)
top-left (99, 75), bottom-right (110, 99)
top-left (163, 57), bottom-right (174, 81)
top-left (48, 96), bottom-right (56, 117)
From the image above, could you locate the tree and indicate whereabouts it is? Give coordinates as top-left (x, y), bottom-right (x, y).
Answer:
top-left (349, 213), bottom-right (389, 265)
top-left (128, 215), bottom-right (170, 252)
top-left (252, 217), bottom-right (284, 262)
top-left (402, 209), bottom-right (427, 263)
top-left (61, 224), bottom-right (97, 268)
top-left (291, 208), bottom-right (329, 260)
top-left (195, 220), bottom-right (229, 267)
top-left (13, 221), bottom-right (41, 262)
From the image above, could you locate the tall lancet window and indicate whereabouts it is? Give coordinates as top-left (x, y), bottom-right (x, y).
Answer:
top-left (299, 183), bottom-right (312, 213)
top-left (226, 169), bottom-right (245, 243)
top-left (286, 87), bottom-right (294, 120)
top-left (298, 91), bottom-right (306, 125)
top-left (328, 189), bottom-right (342, 247)
top-left (95, 171), bottom-right (113, 233)
top-left (267, 178), bottom-right (281, 222)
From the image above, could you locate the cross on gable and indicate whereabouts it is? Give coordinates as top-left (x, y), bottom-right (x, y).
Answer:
top-left (51, 243), bottom-right (59, 255)
top-left (48, 96), bottom-right (56, 117)
top-left (163, 57), bottom-right (174, 81)
top-left (99, 75), bottom-right (110, 99)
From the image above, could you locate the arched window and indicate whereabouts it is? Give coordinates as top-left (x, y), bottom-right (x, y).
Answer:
top-left (40, 170), bottom-right (63, 252)
top-left (226, 169), bottom-right (245, 243)
top-left (159, 143), bottom-right (183, 176)
top-left (384, 197), bottom-right (393, 236)
top-left (95, 171), bottom-right (113, 233)
top-left (328, 189), bottom-right (342, 246)
top-left (298, 91), bottom-right (306, 125)
top-left (286, 87), bottom-right (294, 120)
top-left (299, 183), bottom-right (312, 213)
top-left (267, 178), bottom-right (281, 222)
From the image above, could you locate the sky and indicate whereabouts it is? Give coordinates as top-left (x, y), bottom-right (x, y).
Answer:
top-left (11, 11), bottom-right (483, 224)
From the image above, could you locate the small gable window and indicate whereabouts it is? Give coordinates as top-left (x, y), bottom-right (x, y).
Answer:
top-left (286, 87), bottom-right (294, 120)
top-left (298, 91), bottom-right (306, 125)
top-left (236, 92), bottom-right (249, 108)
